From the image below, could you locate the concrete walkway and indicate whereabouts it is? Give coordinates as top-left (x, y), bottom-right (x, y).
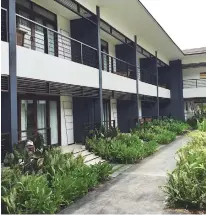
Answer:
top-left (60, 136), bottom-right (189, 214)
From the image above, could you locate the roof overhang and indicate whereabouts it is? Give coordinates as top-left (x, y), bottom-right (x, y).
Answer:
top-left (182, 53), bottom-right (206, 64)
top-left (76, 0), bottom-right (184, 64)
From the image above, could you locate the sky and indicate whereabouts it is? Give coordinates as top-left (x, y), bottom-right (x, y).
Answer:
top-left (140, 0), bottom-right (206, 50)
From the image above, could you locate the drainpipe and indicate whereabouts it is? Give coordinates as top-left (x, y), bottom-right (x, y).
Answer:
top-left (96, 6), bottom-right (103, 125)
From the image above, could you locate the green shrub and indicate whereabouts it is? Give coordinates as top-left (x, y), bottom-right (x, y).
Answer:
top-left (167, 123), bottom-right (189, 135)
top-left (163, 131), bottom-right (206, 209)
top-left (135, 131), bottom-right (156, 142)
top-left (52, 166), bottom-right (98, 205)
top-left (91, 162), bottom-right (112, 182)
top-left (1, 147), bottom-right (112, 214)
top-left (197, 119), bottom-right (206, 132)
top-left (2, 174), bottom-right (57, 214)
top-left (87, 133), bottom-right (158, 164)
top-left (189, 131), bottom-right (206, 147)
top-left (154, 130), bottom-right (176, 144)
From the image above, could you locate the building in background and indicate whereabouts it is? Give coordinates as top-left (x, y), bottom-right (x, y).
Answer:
top-left (1, 0), bottom-right (205, 151)
top-left (182, 47), bottom-right (206, 119)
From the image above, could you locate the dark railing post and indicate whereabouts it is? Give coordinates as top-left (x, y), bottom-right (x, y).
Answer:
top-left (96, 6), bottom-right (103, 125)
top-left (80, 43), bottom-right (83, 64)
top-left (111, 57), bottom-right (114, 73)
top-left (9, 0), bottom-right (18, 150)
top-left (134, 36), bottom-right (139, 120)
top-left (44, 28), bottom-right (49, 54)
top-left (155, 51), bottom-right (159, 119)
top-left (196, 79), bottom-right (197, 88)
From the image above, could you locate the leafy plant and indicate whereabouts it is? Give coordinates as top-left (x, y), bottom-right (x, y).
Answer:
top-left (1, 147), bottom-right (112, 214)
top-left (154, 130), bottom-right (176, 145)
top-left (163, 131), bottom-right (206, 209)
top-left (197, 119), bottom-right (206, 132)
top-left (2, 174), bottom-right (57, 214)
top-left (87, 133), bottom-right (158, 164)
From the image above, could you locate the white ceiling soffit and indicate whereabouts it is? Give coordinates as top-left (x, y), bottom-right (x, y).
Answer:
top-left (76, 0), bottom-right (184, 62)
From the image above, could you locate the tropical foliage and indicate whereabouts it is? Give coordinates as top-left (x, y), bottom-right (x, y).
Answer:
top-left (1, 147), bottom-right (112, 214)
top-left (163, 131), bottom-right (206, 210)
top-left (87, 118), bottom-right (189, 163)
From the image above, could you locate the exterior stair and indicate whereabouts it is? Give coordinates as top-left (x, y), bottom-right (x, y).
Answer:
top-left (61, 144), bottom-right (105, 165)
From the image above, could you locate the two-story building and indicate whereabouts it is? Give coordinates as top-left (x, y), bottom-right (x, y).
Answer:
top-left (1, 0), bottom-right (205, 152)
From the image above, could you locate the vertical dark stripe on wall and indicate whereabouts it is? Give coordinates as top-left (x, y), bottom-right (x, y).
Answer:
top-left (9, 0), bottom-right (18, 148)
top-left (96, 6), bottom-right (103, 125)
top-left (134, 36), bottom-right (139, 119)
top-left (155, 51), bottom-right (159, 118)
top-left (169, 60), bottom-right (184, 120)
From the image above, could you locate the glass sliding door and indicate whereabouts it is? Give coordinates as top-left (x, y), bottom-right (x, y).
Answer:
top-left (103, 100), bottom-right (110, 129)
top-left (37, 100), bottom-right (47, 144)
top-left (19, 97), bottom-right (60, 146)
top-left (20, 100), bottom-right (36, 140)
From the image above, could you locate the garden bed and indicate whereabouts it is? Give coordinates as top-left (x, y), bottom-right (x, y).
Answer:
top-left (86, 119), bottom-right (189, 164)
top-left (1, 147), bottom-right (112, 214)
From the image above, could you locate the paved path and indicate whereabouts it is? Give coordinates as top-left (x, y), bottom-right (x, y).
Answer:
top-left (60, 136), bottom-right (189, 214)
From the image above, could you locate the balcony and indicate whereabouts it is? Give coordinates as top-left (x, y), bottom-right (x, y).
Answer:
top-left (183, 79), bottom-right (206, 98)
top-left (1, 7), bottom-right (170, 98)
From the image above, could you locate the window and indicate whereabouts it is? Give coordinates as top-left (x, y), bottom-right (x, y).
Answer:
top-left (200, 72), bottom-right (206, 79)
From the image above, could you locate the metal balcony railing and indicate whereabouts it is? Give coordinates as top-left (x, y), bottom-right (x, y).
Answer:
top-left (101, 52), bottom-right (136, 79)
top-left (1, 8), bottom-right (98, 69)
top-left (1, 7), bottom-right (162, 85)
top-left (139, 68), bottom-right (157, 85)
top-left (183, 79), bottom-right (206, 88)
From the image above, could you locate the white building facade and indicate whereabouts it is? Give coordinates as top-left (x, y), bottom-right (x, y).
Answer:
top-left (1, 0), bottom-right (205, 148)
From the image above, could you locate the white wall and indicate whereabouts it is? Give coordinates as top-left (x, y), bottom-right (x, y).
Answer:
top-left (60, 96), bottom-right (74, 145)
top-left (110, 99), bottom-right (118, 127)
top-left (138, 81), bottom-right (171, 98)
top-left (183, 88), bottom-right (206, 98)
top-left (102, 70), bottom-right (136, 93)
top-left (1, 42), bottom-right (99, 88)
top-left (1, 41), bottom-right (171, 99)
top-left (183, 67), bottom-right (206, 80)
